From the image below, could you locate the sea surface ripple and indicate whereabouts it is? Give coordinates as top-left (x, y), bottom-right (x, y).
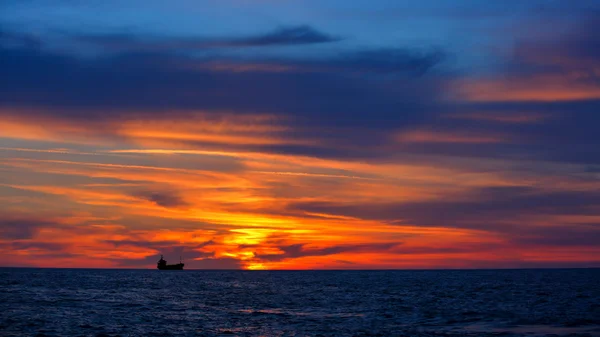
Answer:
top-left (1, 268), bottom-right (599, 336)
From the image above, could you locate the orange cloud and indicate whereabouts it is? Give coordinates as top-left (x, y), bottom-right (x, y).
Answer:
top-left (0, 113), bottom-right (109, 144)
top-left (447, 112), bottom-right (548, 124)
top-left (454, 75), bottom-right (600, 102)
top-left (0, 109), bottom-right (304, 148)
top-left (116, 115), bottom-right (312, 147)
top-left (395, 129), bottom-right (505, 144)
top-left (1, 114), bottom-right (599, 269)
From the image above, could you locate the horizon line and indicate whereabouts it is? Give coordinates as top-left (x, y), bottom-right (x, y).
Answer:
top-left (2, 266), bottom-right (599, 271)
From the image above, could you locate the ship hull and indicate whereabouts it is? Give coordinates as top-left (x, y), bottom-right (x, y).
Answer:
top-left (157, 263), bottom-right (184, 270)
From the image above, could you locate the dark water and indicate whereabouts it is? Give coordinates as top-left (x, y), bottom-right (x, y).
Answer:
top-left (1, 269), bottom-right (599, 337)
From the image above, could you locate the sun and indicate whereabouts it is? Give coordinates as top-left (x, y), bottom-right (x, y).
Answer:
top-left (245, 262), bottom-right (267, 270)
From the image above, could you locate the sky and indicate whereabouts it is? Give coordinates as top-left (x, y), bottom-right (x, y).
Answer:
top-left (1, 0), bottom-right (599, 270)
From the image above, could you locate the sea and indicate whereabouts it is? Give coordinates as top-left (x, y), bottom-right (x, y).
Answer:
top-left (1, 268), bottom-right (599, 337)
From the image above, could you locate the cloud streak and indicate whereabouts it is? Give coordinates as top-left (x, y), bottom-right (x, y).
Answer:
top-left (1, 4), bottom-right (600, 269)
top-left (76, 25), bottom-right (341, 52)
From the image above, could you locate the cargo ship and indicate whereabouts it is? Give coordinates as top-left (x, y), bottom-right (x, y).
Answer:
top-left (157, 255), bottom-right (184, 270)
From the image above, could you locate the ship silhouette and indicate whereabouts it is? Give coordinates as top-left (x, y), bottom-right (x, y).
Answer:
top-left (157, 255), bottom-right (184, 270)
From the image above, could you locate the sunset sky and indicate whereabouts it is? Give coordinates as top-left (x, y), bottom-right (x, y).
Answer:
top-left (1, 0), bottom-right (599, 270)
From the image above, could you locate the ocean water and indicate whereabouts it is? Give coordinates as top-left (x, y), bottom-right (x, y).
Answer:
top-left (0, 269), bottom-right (599, 337)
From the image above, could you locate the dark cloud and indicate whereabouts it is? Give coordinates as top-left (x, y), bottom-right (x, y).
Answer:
top-left (76, 25), bottom-right (341, 51)
top-left (585, 166), bottom-right (600, 173)
top-left (254, 242), bottom-right (399, 262)
top-left (0, 23), bottom-right (450, 167)
top-left (334, 259), bottom-right (356, 265)
top-left (133, 190), bottom-right (187, 208)
top-left (1, 14), bottom-right (599, 168)
top-left (499, 16), bottom-right (600, 163)
top-left (211, 25), bottom-right (341, 47)
top-left (105, 239), bottom-right (215, 252)
top-left (289, 186), bottom-right (600, 229)
top-left (412, 259), bottom-right (600, 269)
top-left (453, 14), bottom-right (600, 164)
top-left (512, 13), bottom-right (600, 71)
top-left (105, 239), bottom-right (181, 249)
top-left (0, 39), bottom-right (444, 127)
top-left (321, 48), bottom-right (444, 75)
top-left (512, 224), bottom-right (600, 247)
top-left (0, 219), bottom-right (55, 240)
top-left (382, 97), bottom-right (600, 166)
top-left (0, 36), bottom-right (448, 164)
top-left (390, 244), bottom-right (506, 255)
top-left (11, 241), bottom-right (68, 251)
top-left (395, 14), bottom-right (600, 166)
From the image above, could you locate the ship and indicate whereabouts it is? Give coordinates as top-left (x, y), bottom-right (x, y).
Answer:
top-left (157, 255), bottom-right (184, 270)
